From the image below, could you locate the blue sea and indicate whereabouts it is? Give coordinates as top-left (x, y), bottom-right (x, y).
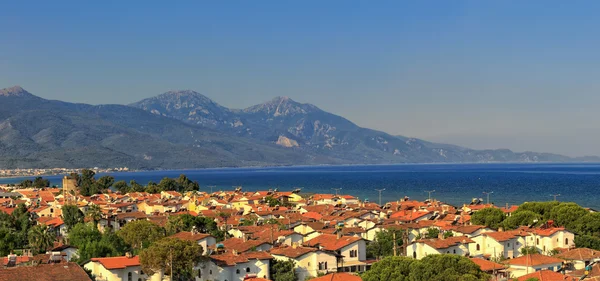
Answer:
top-left (2, 163), bottom-right (600, 209)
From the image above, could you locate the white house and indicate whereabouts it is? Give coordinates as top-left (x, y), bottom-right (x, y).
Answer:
top-left (407, 236), bottom-right (475, 260)
top-left (196, 251), bottom-right (272, 281)
top-left (169, 230), bottom-right (217, 255)
top-left (504, 254), bottom-right (564, 278)
top-left (270, 245), bottom-right (340, 281)
top-left (84, 255), bottom-right (159, 281)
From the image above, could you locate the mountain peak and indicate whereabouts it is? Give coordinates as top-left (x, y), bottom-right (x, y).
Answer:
top-left (0, 86), bottom-right (33, 97)
top-left (243, 96), bottom-right (319, 116)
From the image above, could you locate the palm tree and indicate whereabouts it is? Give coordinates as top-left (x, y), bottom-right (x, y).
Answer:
top-left (85, 204), bottom-right (103, 227)
top-left (28, 225), bottom-right (55, 254)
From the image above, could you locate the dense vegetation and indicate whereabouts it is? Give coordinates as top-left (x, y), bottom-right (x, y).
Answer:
top-left (472, 201), bottom-right (600, 250)
top-left (361, 255), bottom-right (489, 281)
top-left (270, 259), bottom-right (298, 281)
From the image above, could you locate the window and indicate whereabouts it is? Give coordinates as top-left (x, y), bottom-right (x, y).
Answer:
top-left (453, 249), bottom-right (456, 254)
top-left (50, 208), bottom-right (53, 213)
top-left (476, 244), bottom-right (480, 251)
top-left (236, 269), bottom-right (240, 274)
top-left (413, 252), bottom-right (417, 259)
top-left (198, 270), bottom-right (202, 278)
top-left (536, 238), bottom-right (539, 245)
top-left (507, 243), bottom-right (510, 247)
top-left (566, 238), bottom-right (569, 245)
top-left (128, 272), bottom-right (132, 281)
top-left (246, 267), bottom-right (251, 273)
top-left (209, 270), bottom-right (212, 275)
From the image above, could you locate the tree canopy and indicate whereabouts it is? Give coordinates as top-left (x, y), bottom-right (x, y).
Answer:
top-left (139, 237), bottom-right (204, 280)
top-left (68, 223), bottom-right (129, 263)
top-left (270, 259), bottom-right (297, 281)
top-left (117, 220), bottom-right (165, 252)
top-left (470, 208), bottom-right (506, 229)
top-left (62, 205), bottom-right (84, 230)
top-left (361, 255), bottom-right (489, 281)
top-left (367, 229), bottom-right (403, 260)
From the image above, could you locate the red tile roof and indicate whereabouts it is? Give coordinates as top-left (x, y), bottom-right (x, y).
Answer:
top-left (169, 231), bottom-right (213, 242)
top-left (516, 270), bottom-right (574, 281)
top-left (90, 255), bottom-right (140, 269)
top-left (556, 248), bottom-right (600, 261)
top-left (310, 273), bottom-right (362, 281)
top-left (0, 262), bottom-right (91, 281)
top-left (303, 234), bottom-right (362, 251)
top-left (470, 258), bottom-right (506, 271)
top-left (505, 254), bottom-right (564, 267)
top-left (210, 252), bottom-right (273, 266)
top-left (270, 246), bottom-right (317, 258)
top-left (416, 236), bottom-right (475, 249)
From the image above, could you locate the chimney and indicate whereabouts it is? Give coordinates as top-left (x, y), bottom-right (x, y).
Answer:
top-left (232, 250), bottom-right (239, 256)
top-left (125, 252), bottom-right (132, 258)
top-left (292, 243), bottom-right (298, 249)
top-left (498, 227), bottom-right (504, 232)
top-left (438, 231), bottom-right (444, 240)
top-left (337, 230), bottom-right (342, 240)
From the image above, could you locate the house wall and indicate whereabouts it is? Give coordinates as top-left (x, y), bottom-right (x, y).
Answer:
top-left (196, 259), bottom-right (270, 281)
top-left (340, 240), bottom-right (366, 263)
top-left (84, 262), bottom-right (150, 281)
top-left (508, 263), bottom-right (562, 279)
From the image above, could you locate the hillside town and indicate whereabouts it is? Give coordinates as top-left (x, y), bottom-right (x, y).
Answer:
top-left (0, 172), bottom-right (599, 281)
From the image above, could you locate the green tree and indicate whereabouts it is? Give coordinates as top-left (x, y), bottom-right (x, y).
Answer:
top-left (408, 254), bottom-right (489, 281)
top-left (574, 235), bottom-right (600, 250)
top-left (516, 202), bottom-right (560, 220)
top-left (33, 177), bottom-right (51, 189)
top-left (574, 213), bottom-right (600, 236)
top-left (520, 246), bottom-right (540, 255)
top-left (117, 220), bottom-right (165, 251)
top-left (502, 210), bottom-right (542, 230)
top-left (0, 227), bottom-right (18, 256)
top-left (85, 204), bottom-right (103, 227)
top-left (158, 177), bottom-right (179, 191)
top-left (139, 237), bottom-right (204, 280)
top-left (547, 203), bottom-right (589, 231)
top-left (130, 180), bottom-right (145, 192)
top-left (62, 205), bottom-right (84, 230)
top-left (470, 208), bottom-right (506, 229)
top-left (19, 179), bottom-right (33, 187)
top-left (114, 181), bottom-right (130, 194)
top-left (271, 259), bottom-right (297, 281)
top-left (177, 174), bottom-right (199, 192)
top-left (95, 176), bottom-right (115, 192)
top-left (68, 223), bottom-right (129, 262)
top-left (361, 256), bottom-right (416, 281)
top-left (367, 229), bottom-right (403, 259)
top-left (28, 225), bottom-right (55, 254)
top-left (361, 255), bottom-right (489, 281)
top-left (78, 169), bottom-right (98, 196)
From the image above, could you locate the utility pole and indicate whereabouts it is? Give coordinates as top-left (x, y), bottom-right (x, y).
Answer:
top-left (425, 190), bottom-right (435, 201)
top-left (483, 191), bottom-right (494, 205)
top-left (170, 247), bottom-right (173, 281)
top-left (392, 230), bottom-right (397, 257)
top-left (551, 194), bottom-right (561, 201)
top-left (331, 188), bottom-right (342, 196)
top-left (375, 188), bottom-right (385, 206)
top-left (207, 185), bottom-right (216, 194)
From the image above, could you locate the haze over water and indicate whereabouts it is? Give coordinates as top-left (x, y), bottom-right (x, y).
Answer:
top-left (2, 163), bottom-right (600, 209)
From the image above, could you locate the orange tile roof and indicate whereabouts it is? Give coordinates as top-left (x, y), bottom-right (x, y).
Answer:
top-left (310, 273), bottom-right (362, 281)
top-left (303, 234), bottom-right (362, 251)
top-left (169, 231), bottom-right (213, 242)
top-left (210, 252), bottom-right (273, 266)
top-left (505, 254), bottom-right (564, 267)
top-left (483, 230), bottom-right (527, 242)
top-left (516, 269), bottom-right (574, 281)
top-left (90, 255), bottom-right (140, 269)
top-left (0, 262), bottom-right (91, 281)
top-left (469, 258), bottom-right (506, 271)
top-left (556, 248), bottom-right (600, 261)
top-left (302, 211), bottom-right (323, 221)
top-left (270, 246), bottom-right (317, 258)
top-left (416, 236), bottom-right (475, 250)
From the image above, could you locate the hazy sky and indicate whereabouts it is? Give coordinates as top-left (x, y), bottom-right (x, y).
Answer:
top-left (1, 1), bottom-right (600, 157)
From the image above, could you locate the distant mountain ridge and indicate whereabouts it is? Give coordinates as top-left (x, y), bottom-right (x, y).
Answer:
top-left (0, 86), bottom-right (596, 169)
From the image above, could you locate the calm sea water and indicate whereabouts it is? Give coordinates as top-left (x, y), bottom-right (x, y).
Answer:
top-left (2, 163), bottom-right (600, 209)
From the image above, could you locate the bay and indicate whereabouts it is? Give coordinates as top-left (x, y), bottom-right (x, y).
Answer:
top-left (2, 163), bottom-right (600, 209)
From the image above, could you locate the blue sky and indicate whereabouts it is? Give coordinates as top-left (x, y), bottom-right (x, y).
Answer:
top-left (1, 1), bottom-right (599, 156)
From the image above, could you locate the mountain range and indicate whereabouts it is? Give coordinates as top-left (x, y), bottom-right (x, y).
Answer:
top-left (0, 85), bottom-right (596, 169)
